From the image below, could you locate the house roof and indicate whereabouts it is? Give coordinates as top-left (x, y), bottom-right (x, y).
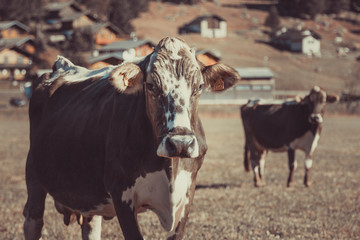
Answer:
top-left (88, 52), bottom-right (124, 64)
top-left (235, 67), bottom-right (274, 79)
top-left (60, 11), bottom-right (97, 22)
top-left (86, 22), bottom-right (126, 36)
top-left (44, 0), bottom-right (79, 11)
top-left (272, 27), bottom-right (322, 41)
top-left (0, 21), bottom-right (30, 32)
top-left (0, 37), bottom-right (33, 51)
top-left (179, 14), bottom-right (226, 33)
top-left (188, 14), bottom-right (226, 26)
top-left (100, 39), bottom-right (154, 52)
top-left (196, 49), bottom-right (221, 60)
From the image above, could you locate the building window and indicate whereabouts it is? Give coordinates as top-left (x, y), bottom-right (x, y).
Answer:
top-left (2, 69), bottom-right (7, 75)
top-left (4, 56), bottom-right (9, 64)
top-left (252, 85), bottom-right (262, 91)
top-left (17, 56), bottom-right (23, 64)
top-left (21, 69), bottom-right (27, 75)
top-left (235, 85), bottom-right (251, 91)
top-left (262, 85), bottom-right (272, 90)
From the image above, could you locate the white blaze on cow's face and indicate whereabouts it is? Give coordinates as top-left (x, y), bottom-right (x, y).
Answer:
top-left (145, 37), bottom-right (204, 158)
top-left (307, 86), bottom-right (327, 124)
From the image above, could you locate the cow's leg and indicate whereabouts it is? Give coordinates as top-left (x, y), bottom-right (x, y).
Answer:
top-left (243, 142), bottom-right (251, 172)
top-left (81, 216), bottom-right (102, 240)
top-left (250, 150), bottom-right (266, 187)
top-left (304, 156), bottom-right (313, 187)
top-left (112, 197), bottom-right (142, 240)
top-left (166, 213), bottom-right (188, 240)
top-left (23, 181), bottom-right (47, 240)
top-left (287, 148), bottom-right (297, 187)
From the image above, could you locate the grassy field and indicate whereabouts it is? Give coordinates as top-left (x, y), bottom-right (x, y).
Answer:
top-left (0, 108), bottom-right (359, 239)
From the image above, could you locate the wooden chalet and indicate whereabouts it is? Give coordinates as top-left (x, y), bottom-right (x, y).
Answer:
top-left (88, 53), bottom-right (124, 70)
top-left (43, 0), bottom-right (83, 25)
top-left (99, 39), bottom-right (154, 62)
top-left (0, 21), bottom-right (31, 39)
top-left (200, 67), bottom-right (275, 103)
top-left (0, 38), bottom-right (35, 81)
top-left (234, 67), bottom-right (275, 99)
top-left (179, 14), bottom-right (227, 38)
top-left (84, 23), bottom-right (127, 47)
top-left (196, 49), bottom-right (221, 66)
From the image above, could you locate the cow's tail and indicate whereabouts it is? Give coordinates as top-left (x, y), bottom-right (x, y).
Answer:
top-left (244, 142), bottom-right (251, 172)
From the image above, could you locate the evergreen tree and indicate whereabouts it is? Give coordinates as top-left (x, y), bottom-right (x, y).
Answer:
top-left (265, 6), bottom-right (280, 30)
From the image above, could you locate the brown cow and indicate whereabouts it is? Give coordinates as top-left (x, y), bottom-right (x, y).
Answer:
top-left (241, 86), bottom-right (338, 187)
top-left (23, 37), bottom-right (241, 240)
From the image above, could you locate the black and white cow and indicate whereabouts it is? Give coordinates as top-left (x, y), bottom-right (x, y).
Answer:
top-left (240, 86), bottom-right (338, 187)
top-left (23, 37), bottom-right (241, 240)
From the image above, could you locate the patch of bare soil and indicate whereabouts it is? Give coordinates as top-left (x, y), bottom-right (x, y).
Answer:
top-left (0, 107), bottom-right (359, 239)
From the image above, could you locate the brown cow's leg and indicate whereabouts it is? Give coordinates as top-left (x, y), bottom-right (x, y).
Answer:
top-left (250, 150), bottom-right (266, 187)
top-left (287, 148), bottom-right (296, 187)
top-left (304, 157), bottom-right (313, 187)
top-left (23, 181), bottom-right (47, 240)
top-left (81, 216), bottom-right (102, 240)
top-left (243, 142), bottom-right (251, 172)
top-left (112, 198), bottom-right (143, 240)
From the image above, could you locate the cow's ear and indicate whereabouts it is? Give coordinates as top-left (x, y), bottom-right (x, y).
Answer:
top-left (202, 63), bottom-right (241, 92)
top-left (326, 94), bottom-right (339, 103)
top-left (110, 63), bottom-right (143, 94)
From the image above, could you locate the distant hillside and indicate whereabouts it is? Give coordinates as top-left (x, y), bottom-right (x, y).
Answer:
top-left (131, 1), bottom-right (360, 94)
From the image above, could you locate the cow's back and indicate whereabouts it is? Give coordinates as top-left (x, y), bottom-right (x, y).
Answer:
top-left (241, 102), bottom-right (311, 149)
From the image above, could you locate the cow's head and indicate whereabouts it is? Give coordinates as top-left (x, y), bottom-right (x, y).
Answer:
top-left (111, 37), bottom-right (240, 159)
top-left (301, 86), bottom-right (338, 124)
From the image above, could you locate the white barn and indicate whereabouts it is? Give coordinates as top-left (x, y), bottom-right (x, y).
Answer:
top-left (271, 27), bottom-right (321, 57)
top-left (179, 15), bottom-right (227, 38)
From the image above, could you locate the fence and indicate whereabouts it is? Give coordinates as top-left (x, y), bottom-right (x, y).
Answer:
top-left (199, 89), bottom-right (308, 105)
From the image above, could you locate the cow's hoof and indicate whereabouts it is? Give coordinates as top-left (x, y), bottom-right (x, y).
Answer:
top-left (255, 181), bottom-right (266, 187)
top-left (304, 181), bottom-right (312, 187)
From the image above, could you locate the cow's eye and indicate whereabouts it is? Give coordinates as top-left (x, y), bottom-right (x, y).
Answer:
top-left (146, 82), bottom-right (155, 92)
top-left (193, 83), bottom-right (205, 96)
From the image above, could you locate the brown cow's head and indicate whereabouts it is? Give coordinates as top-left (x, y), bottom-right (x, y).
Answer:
top-left (301, 86), bottom-right (339, 124)
top-left (111, 37), bottom-right (240, 159)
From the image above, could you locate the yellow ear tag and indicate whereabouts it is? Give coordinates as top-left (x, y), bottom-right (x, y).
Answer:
top-left (214, 78), bottom-right (225, 91)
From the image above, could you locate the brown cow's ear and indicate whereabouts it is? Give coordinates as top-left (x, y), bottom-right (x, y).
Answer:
top-left (202, 63), bottom-right (241, 92)
top-left (110, 63), bottom-right (143, 94)
top-left (326, 94), bottom-right (339, 103)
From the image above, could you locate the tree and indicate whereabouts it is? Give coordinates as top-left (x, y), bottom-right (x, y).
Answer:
top-left (278, 0), bottom-right (301, 17)
top-left (0, 0), bottom-right (42, 24)
top-left (264, 6), bottom-right (280, 30)
top-left (77, 0), bottom-right (149, 34)
top-left (298, 0), bottom-right (326, 19)
top-left (326, 0), bottom-right (350, 13)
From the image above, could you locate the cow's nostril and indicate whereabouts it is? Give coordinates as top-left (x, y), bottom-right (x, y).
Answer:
top-left (166, 138), bottom-right (177, 155)
top-left (187, 137), bottom-right (195, 148)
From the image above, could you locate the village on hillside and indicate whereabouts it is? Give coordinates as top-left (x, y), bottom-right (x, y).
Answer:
top-left (1, 0), bottom-right (360, 107)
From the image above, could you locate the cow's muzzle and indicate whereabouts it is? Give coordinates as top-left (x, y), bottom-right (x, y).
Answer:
top-left (157, 133), bottom-right (199, 158)
top-left (309, 113), bottom-right (323, 124)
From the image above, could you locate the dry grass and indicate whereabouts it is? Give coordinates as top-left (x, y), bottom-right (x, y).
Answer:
top-left (0, 107), bottom-right (359, 239)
